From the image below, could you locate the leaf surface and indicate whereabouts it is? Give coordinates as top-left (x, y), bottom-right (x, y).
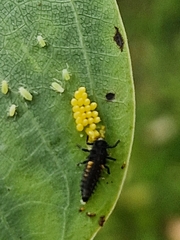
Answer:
top-left (0, 0), bottom-right (135, 239)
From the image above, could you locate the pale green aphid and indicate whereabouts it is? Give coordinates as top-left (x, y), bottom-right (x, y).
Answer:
top-left (62, 63), bottom-right (71, 81)
top-left (19, 87), bottom-right (33, 101)
top-left (8, 104), bottom-right (17, 117)
top-left (51, 81), bottom-right (64, 93)
top-left (1, 80), bottom-right (8, 94)
top-left (37, 35), bottom-right (46, 47)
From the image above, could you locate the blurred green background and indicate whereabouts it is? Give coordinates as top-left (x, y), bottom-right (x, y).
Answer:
top-left (95, 0), bottom-right (180, 239)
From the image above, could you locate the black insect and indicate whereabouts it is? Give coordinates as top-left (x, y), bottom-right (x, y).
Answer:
top-left (113, 26), bottom-right (124, 52)
top-left (77, 138), bottom-right (120, 202)
top-left (98, 215), bottom-right (106, 227)
top-left (105, 92), bottom-right (115, 101)
top-left (121, 162), bottom-right (126, 169)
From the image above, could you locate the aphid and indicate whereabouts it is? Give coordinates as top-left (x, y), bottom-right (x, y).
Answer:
top-left (113, 26), bottom-right (124, 52)
top-left (77, 138), bottom-right (120, 202)
top-left (19, 87), bottom-right (32, 101)
top-left (62, 63), bottom-right (71, 81)
top-left (8, 104), bottom-right (17, 117)
top-left (98, 215), bottom-right (106, 227)
top-left (106, 92), bottom-right (115, 101)
top-left (86, 212), bottom-right (96, 217)
top-left (51, 81), bottom-right (64, 93)
top-left (37, 35), bottom-right (46, 47)
top-left (79, 207), bottom-right (85, 212)
top-left (1, 80), bottom-right (8, 94)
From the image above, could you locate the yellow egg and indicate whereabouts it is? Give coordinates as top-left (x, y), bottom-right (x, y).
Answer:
top-left (71, 98), bottom-right (78, 106)
top-left (94, 130), bottom-right (100, 138)
top-left (89, 123), bottom-right (96, 130)
top-left (73, 112), bottom-right (81, 119)
top-left (81, 92), bottom-right (87, 99)
top-left (84, 98), bottom-right (90, 106)
top-left (94, 117), bottom-right (101, 123)
top-left (74, 91), bottom-right (82, 99)
top-left (90, 102), bottom-right (97, 110)
top-left (76, 124), bottom-right (84, 131)
top-left (77, 98), bottom-right (84, 106)
top-left (72, 105), bottom-right (79, 112)
top-left (92, 111), bottom-right (98, 118)
top-left (78, 87), bottom-right (86, 93)
top-left (79, 106), bottom-right (85, 113)
top-left (85, 105), bottom-right (91, 112)
top-left (88, 117), bottom-right (94, 124)
top-left (81, 113), bottom-right (86, 119)
top-left (76, 117), bottom-right (82, 124)
top-left (86, 111), bottom-right (92, 118)
top-left (82, 119), bottom-right (88, 126)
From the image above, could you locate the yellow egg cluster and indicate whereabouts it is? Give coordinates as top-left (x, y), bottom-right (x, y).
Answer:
top-left (71, 87), bottom-right (102, 141)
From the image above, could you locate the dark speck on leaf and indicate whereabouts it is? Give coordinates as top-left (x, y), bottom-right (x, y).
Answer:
top-left (113, 26), bottom-right (124, 52)
top-left (106, 92), bottom-right (115, 101)
top-left (98, 215), bottom-right (106, 227)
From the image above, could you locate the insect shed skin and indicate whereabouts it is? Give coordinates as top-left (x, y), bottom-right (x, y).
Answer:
top-left (78, 138), bottom-right (120, 203)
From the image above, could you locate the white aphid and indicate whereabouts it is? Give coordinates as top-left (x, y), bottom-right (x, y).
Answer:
top-left (19, 87), bottom-right (33, 101)
top-left (37, 35), bottom-right (46, 47)
top-left (62, 63), bottom-right (71, 81)
top-left (8, 104), bottom-right (17, 117)
top-left (51, 81), bottom-right (64, 93)
top-left (1, 80), bottom-right (8, 94)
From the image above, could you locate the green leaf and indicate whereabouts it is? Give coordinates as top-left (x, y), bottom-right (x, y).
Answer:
top-left (0, 0), bottom-right (135, 239)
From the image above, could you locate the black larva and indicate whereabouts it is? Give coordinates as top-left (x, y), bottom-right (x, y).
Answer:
top-left (77, 138), bottom-right (120, 203)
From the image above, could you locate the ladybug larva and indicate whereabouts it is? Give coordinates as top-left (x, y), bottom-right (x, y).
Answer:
top-left (78, 138), bottom-right (120, 203)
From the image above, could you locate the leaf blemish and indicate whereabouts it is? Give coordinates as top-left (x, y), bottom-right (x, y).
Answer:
top-left (113, 26), bottom-right (124, 52)
top-left (98, 215), bottom-right (106, 227)
top-left (105, 92), bottom-right (115, 101)
top-left (121, 162), bottom-right (126, 169)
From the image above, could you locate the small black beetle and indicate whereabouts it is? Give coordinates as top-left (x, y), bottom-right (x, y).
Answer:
top-left (77, 138), bottom-right (120, 202)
